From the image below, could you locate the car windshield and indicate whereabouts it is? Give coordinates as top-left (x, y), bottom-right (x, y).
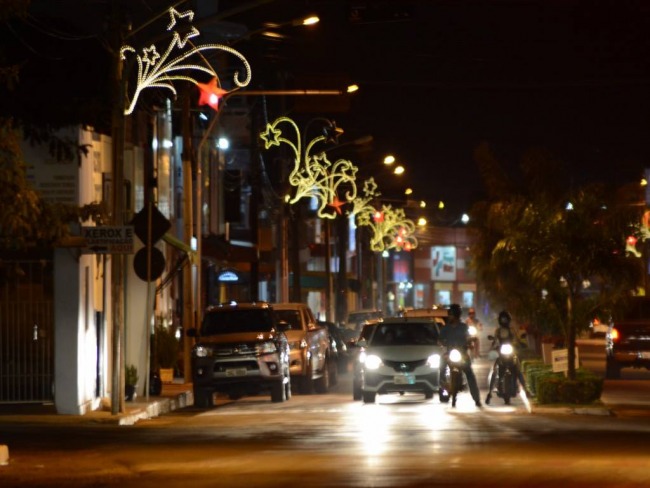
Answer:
top-left (370, 322), bottom-right (439, 346)
top-left (201, 309), bottom-right (275, 335)
top-left (273, 310), bottom-right (303, 331)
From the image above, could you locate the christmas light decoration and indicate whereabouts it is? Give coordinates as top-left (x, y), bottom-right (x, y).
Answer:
top-left (259, 117), bottom-right (417, 249)
top-left (259, 116), bottom-right (358, 219)
top-left (120, 7), bottom-right (251, 115)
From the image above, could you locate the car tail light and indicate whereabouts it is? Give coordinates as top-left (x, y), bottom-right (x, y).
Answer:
top-left (610, 327), bottom-right (620, 342)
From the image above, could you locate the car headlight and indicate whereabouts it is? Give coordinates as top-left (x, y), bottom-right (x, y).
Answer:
top-left (468, 325), bottom-right (478, 337)
top-left (499, 343), bottom-right (514, 356)
top-left (193, 345), bottom-right (213, 358)
top-left (256, 341), bottom-right (278, 355)
top-left (364, 354), bottom-right (383, 370)
top-left (449, 349), bottom-right (462, 363)
top-left (358, 350), bottom-right (367, 363)
top-left (427, 353), bottom-right (441, 368)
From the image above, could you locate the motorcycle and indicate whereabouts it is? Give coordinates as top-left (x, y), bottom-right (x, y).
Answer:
top-left (439, 347), bottom-right (468, 407)
top-left (486, 335), bottom-right (521, 405)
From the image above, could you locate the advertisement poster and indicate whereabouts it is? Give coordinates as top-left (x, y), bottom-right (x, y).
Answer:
top-left (431, 246), bottom-right (456, 281)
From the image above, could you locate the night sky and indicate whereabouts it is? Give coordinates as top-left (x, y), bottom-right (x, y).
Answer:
top-left (5, 0), bottom-right (650, 218)
top-left (227, 0), bottom-right (650, 217)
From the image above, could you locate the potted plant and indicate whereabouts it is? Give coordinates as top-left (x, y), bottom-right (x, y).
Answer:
top-left (153, 324), bottom-right (179, 384)
top-left (125, 364), bottom-right (139, 401)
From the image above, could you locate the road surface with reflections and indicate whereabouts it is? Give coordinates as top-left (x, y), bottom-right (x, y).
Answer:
top-left (2, 356), bottom-right (650, 487)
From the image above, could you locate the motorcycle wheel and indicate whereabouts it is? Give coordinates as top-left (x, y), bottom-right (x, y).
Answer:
top-left (439, 389), bottom-right (450, 403)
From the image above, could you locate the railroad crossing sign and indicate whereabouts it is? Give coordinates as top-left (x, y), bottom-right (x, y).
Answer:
top-left (81, 226), bottom-right (134, 254)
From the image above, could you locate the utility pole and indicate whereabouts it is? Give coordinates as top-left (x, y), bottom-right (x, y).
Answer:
top-left (109, 0), bottom-right (127, 415)
top-left (181, 93), bottom-right (194, 383)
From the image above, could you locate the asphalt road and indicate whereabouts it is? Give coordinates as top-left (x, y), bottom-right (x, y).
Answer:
top-left (1, 354), bottom-right (650, 488)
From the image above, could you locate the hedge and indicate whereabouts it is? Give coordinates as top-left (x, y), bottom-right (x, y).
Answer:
top-left (521, 360), bottom-right (603, 404)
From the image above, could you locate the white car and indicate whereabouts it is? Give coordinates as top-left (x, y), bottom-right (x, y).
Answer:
top-left (357, 317), bottom-right (444, 403)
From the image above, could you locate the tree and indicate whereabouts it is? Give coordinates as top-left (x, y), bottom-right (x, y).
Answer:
top-left (0, 117), bottom-right (106, 250)
top-left (470, 143), bottom-right (642, 379)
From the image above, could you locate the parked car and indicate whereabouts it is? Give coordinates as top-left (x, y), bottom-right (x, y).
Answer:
top-left (187, 302), bottom-right (291, 407)
top-left (357, 317), bottom-right (444, 403)
top-left (272, 303), bottom-right (332, 393)
top-left (352, 319), bottom-right (383, 400)
top-left (346, 309), bottom-right (384, 332)
top-left (343, 309), bottom-right (384, 348)
top-left (318, 320), bottom-right (350, 374)
top-left (606, 299), bottom-right (650, 379)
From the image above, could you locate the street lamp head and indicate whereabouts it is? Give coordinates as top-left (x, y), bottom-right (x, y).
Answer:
top-left (347, 84), bottom-right (360, 93)
top-left (394, 165), bottom-right (405, 175)
top-left (383, 155), bottom-right (395, 165)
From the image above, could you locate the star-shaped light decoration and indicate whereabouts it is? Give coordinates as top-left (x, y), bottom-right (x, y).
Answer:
top-left (167, 8), bottom-right (200, 49)
top-left (260, 124), bottom-right (284, 149)
top-left (121, 7), bottom-right (251, 115)
top-left (142, 46), bottom-right (160, 67)
top-left (328, 196), bottom-right (346, 215)
top-left (197, 77), bottom-right (227, 111)
top-left (323, 121), bottom-right (344, 145)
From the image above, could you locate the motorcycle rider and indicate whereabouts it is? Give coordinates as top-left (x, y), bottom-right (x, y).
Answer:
top-left (439, 304), bottom-right (482, 407)
top-left (485, 310), bottom-right (527, 405)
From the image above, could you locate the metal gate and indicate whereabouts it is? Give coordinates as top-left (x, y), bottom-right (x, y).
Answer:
top-left (0, 258), bottom-right (54, 403)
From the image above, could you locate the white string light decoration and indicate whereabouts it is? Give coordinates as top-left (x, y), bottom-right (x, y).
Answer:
top-left (120, 7), bottom-right (252, 115)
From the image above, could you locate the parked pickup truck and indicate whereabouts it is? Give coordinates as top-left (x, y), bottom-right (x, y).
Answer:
top-left (187, 302), bottom-right (291, 407)
top-left (272, 303), bottom-right (333, 394)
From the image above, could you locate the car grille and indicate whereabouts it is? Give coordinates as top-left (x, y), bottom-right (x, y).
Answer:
top-left (214, 360), bottom-right (259, 372)
top-left (383, 358), bottom-right (427, 372)
top-left (214, 344), bottom-right (257, 356)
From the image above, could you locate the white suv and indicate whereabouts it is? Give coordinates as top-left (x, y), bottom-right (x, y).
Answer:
top-left (357, 317), bottom-right (444, 404)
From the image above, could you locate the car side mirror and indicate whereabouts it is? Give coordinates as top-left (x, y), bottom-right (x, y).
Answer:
top-left (277, 320), bottom-right (291, 332)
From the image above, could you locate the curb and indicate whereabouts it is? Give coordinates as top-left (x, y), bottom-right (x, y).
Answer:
top-left (114, 389), bottom-right (194, 426)
top-left (530, 405), bottom-right (612, 416)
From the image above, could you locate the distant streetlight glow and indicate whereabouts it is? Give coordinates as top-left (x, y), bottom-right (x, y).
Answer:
top-left (347, 84), bottom-right (360, 93)
top-left (438, 201), bottom-right (445, 210)
top-left (394, 165), bottom-right (405, 175)
top-left (417, 217), bottom-right (427, 226)
top-left (461, 213), bottom-right (470, 224)
top-left (217, 137), bottom-right (229, 150)
top-left (405, 188), bottom-right (413, 195)
top-left (383, 155), bottom-right (395, 165)
top-left (419, 200), bottom-right (426, 208)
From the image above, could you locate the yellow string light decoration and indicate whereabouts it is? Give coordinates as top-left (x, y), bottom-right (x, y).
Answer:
top-left (259, 116), bottom-right (359, 219)
top-left (259, 117), bottom-right (417, 249)
top-left (120, 7), bottom-right (252, 115)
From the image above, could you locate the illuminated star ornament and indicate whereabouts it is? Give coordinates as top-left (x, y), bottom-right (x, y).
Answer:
top-left (121, 7), bottom-right (252, 115)
top-left (197, 77), bottom-right (227, 111)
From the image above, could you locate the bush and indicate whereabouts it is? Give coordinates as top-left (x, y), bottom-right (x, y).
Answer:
top-left (125, 364), bottom-right (139, 386)
top-left (536, 369), bottom-right (603, 405)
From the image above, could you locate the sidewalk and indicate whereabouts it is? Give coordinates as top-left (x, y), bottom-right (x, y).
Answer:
top-left (0, 382), bottom-right (194, 426)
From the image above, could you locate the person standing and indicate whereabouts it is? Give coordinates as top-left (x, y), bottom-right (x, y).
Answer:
top-left (439, 304), bottom-right (482, 407)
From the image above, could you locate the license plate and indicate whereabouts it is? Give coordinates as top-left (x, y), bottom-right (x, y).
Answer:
top-left (394, 374), bottom-right (415, 385)
top-left (225, 368), bottom-right (247, 377)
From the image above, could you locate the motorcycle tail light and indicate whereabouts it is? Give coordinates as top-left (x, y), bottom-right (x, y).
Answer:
top-left (499, 343), bottom-right (514, 355)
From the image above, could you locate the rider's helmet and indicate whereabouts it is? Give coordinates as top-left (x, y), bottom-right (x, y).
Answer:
top-left (449, 304), bottom-right (462, 319)
top-left (468, 307), bottom-right (476, 316)
top-left (498, 310), bottom-right (511, 327)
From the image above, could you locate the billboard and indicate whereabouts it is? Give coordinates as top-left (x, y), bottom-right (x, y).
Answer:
top-left (431, 246), bottom-right (456, 281)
